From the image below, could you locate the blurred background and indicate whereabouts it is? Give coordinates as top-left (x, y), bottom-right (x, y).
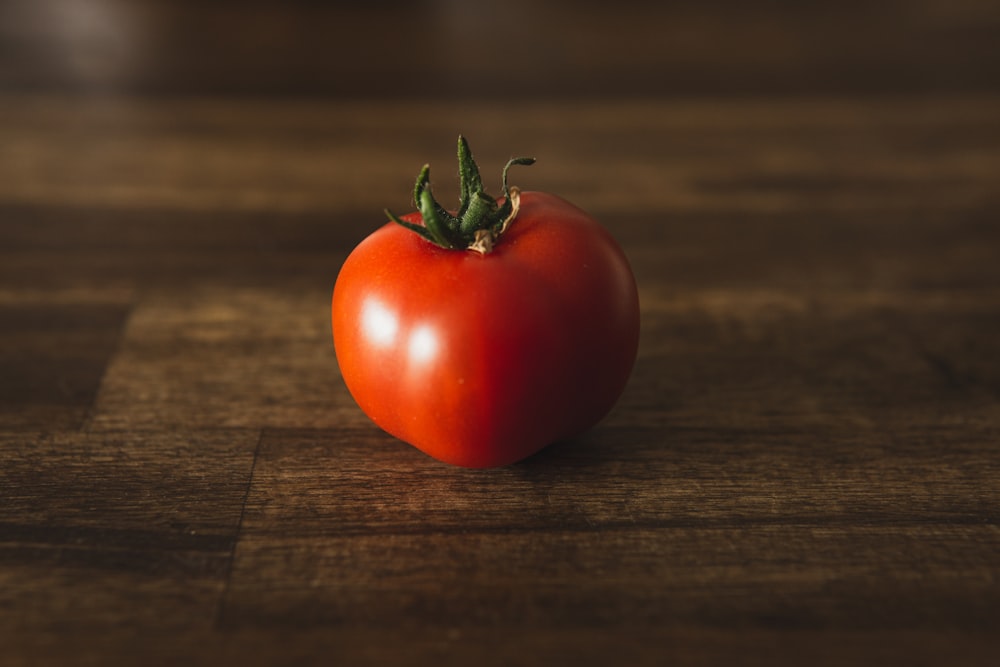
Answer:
top-left (2, 0), bottom-right (998, 224)
top-left (2, 0), bottom-right (999, 98)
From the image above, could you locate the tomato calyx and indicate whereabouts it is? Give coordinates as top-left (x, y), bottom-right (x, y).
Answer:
top-left (384, 135), bottom-right (535, 254)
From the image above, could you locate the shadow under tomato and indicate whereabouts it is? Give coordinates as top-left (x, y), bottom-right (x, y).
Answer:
top-left (509, 427), bottom-right (616, 470)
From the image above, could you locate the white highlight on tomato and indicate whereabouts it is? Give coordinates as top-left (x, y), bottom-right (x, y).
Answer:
top-left (361, 299), bottom-right (398, 346)
top-left (408, 325), bottom-right (438, 363)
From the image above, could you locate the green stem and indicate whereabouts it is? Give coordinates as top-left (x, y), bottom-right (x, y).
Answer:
top-left (418, 188), bottom-right (457, 249)
top-left (503, 157), bottom-right (536, 196)
top-left (385, 136), bottom-right (534, 253)
top-left (457, 136), bottom-right (484, 218)
top-left (460, 192), bottom-right (498, 236)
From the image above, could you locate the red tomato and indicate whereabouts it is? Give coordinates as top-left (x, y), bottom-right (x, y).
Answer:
top-left (332, 139), bottom-right (639, 467)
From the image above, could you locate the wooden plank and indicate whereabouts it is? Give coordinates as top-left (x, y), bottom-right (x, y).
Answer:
top-left (86, 287), bottom-right (356, 430)
top-left (5, 207), bottom-right (999, 444)
top-left (85, 277), bottom-right (1000, 434)
top-left (0, 429), bottom-right (259, 630)
top-left (216, 426), bottom-right (999, 632)
top-left (0, 97), bottom-right (997, 215)
top-left (231, 426), bottom-right (999, 533)
top-left (6, 627), bottom-right (999, 667)
top-left (222, 526), bottom-right (1000, 630)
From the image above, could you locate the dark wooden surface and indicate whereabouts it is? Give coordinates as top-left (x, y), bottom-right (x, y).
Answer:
top-left (2, 2), bottom-right (1000, 665)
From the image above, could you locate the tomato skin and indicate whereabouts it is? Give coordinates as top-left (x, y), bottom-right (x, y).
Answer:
top-left (332, 191), bottom-right (639, 468)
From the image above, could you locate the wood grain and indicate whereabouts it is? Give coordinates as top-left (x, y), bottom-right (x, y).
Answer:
top-left (2, 94), bottom-right (998, 665)
top-left (0, 430), bottom-right (258, 631)
top-left (218, 427), bottom-right (999, 631)
top-left (1, 97), bottom-right (997, 215)
top-left (2, 1), bottom-right (1000, 664)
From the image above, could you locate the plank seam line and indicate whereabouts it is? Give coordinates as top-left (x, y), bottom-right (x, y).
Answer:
top-left (78, 295), bottom-right (140, 433)
top-left (214, 427), bottom-right (263, 629)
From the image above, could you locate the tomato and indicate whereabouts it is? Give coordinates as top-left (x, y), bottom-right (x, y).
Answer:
top-left (332, 137), bottom-right (639, 467)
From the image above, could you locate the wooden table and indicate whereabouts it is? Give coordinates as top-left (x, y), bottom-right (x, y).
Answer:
top-left (2, 2), bottom-right (999, 665)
